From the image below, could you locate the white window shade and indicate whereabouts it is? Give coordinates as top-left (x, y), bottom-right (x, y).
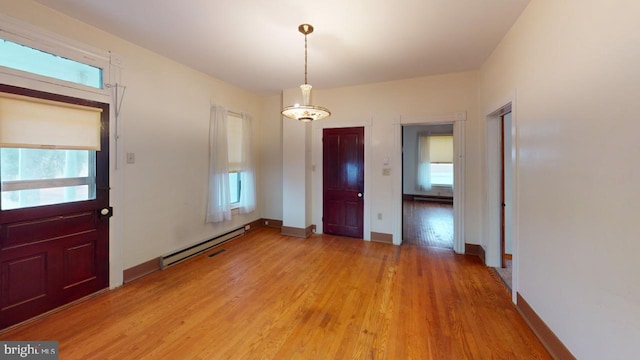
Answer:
top-left (427, 135), bottom-right (453, 163)
top-left (0, 92), bottom-right (102, 150)
top-left (227, 114), bottom-right (242, 172)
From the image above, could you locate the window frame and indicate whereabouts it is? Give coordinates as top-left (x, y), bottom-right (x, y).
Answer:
top-left (0, 37), bottom-right (104, 89)
top-left (0, 14), bottom-right (112, 102)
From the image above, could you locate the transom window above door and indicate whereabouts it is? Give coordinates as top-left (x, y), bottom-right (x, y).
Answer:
top-left (0, 37), bottom-right (103, 89)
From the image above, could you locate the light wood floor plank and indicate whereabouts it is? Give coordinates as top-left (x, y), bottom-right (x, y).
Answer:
top-left (0, 227), bottom-right (549, 359)
top-left (403, 200), bottom-right (454, 249)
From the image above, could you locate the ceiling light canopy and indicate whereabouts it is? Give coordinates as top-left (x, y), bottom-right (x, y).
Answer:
top-left (282, 24), bottom-right (331, 122)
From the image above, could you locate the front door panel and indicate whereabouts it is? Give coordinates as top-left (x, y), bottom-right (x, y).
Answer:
top-left (0, 85), bottom-right (109, 329)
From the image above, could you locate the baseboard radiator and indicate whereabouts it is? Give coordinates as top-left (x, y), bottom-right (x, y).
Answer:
top-left (160, 227), bottom-right (245, 269)
top-left (414, 196), bottom-right (453, 204)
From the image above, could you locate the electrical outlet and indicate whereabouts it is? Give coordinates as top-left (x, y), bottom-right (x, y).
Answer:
top-left (244, 225), bottom-right (250, 231)
top-left (377, 213), bottom-right (382, 220)
top-left (265, 220), bottom-right (269, 225)
top-left (382, 168), bottom-right (391, 176)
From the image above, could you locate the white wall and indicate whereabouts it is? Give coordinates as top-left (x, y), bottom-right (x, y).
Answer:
top-left (479, 0), bottom-right (640, 358)
top-left (260, 95), bottom-right (283, 221)
top-left (281, 88), bottom-right (313, 230)
top-left (1, 0), bottom-right (264, 279)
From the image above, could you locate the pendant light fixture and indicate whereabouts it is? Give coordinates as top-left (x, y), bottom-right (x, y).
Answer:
top-left (282, 24), bottom-right (331, 122)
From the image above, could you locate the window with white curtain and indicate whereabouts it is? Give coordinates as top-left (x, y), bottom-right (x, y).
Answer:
top-left (227, 112), bottom-right (257, 211)
top-left (417, 134), bottom-right (454, 189)
top-left (206, 106), bottom-right (256, 223)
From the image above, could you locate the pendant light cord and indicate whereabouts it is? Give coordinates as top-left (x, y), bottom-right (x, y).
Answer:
top-left (304, 33), bottom-right (308, 85)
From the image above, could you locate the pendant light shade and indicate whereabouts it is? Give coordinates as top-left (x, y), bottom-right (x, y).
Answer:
top-left (281, 24), bottom-right (331, 122)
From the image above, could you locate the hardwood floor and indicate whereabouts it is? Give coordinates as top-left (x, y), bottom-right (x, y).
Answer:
top-left (403, 200), bottom-right (454, 248)
top-left (0, 227), bottom-right (550, 359)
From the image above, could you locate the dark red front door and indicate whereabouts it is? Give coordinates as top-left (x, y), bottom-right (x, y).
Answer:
top-left (323, 127), bottom-right (364, 238)
top-left (0, 85), bottom-right (110, 329)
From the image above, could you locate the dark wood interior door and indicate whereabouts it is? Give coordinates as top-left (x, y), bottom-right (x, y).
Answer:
top-left (0, 85), bottom-right (110, 329)
top-left (323, 127), bottom-right (364, 238)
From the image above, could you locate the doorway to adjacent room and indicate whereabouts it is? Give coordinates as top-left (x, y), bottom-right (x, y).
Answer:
top-left (401, 124), bottom-right (454, 249)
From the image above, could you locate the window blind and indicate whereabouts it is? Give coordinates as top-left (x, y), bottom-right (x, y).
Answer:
top-left (421, 135), bottom-right (453, 163)
top-left (0, 92), bottom-right (102, 150)
top-left (227, 113), bottom-right (242, 172)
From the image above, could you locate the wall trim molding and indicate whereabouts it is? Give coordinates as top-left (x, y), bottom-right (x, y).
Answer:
top-left (465, 243), bottom-right (485, 264)
top-left (371, 232), bottom-right (393, 244)
top-left (245, 218), bottom-right (265, 232)
top-left (123, 258), bottom-right (160, 283)
top-left (516, 292), bottom-right (575, 360)
top-left (263, 218), bottom-right (283, 229)
top-left (281, 225), bottom-right (310, 238)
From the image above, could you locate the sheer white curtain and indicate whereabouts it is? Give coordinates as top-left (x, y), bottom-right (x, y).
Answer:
top-left (417, 134), bottom-right (431, 191)
top-left (238, 112), bottom-right (256, 214)
top-left (206, 104), bottom-right (232, 223)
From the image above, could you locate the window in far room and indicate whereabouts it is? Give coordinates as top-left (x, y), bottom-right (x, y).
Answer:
top-left (418, 134), bottom-right (454, 188)
top-left (428, 135), bottom-right (453, 186)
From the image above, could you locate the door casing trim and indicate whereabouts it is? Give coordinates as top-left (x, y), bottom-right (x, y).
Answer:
top-left (313, 119), bottom-right (372, 240)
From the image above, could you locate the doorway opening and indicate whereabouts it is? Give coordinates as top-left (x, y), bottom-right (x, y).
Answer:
top-left (401, 124), bottom-right (454, 249)
top-left (496, 111), bottom-right (513, 289)
top-left (486, 102), bottom-right (515, 296)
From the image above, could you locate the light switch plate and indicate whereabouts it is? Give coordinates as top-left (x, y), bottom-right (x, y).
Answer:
top-left (126, 152), bottom-right (135, 164)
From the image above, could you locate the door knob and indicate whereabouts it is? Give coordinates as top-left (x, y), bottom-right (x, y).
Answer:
top-left (99, 207), bottom-right (113, 218)
top-left (357, 192), bottom-right (363, 198)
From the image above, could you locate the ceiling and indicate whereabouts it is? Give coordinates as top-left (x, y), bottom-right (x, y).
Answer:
top-left (33, 0), bottom-right (530, 96)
